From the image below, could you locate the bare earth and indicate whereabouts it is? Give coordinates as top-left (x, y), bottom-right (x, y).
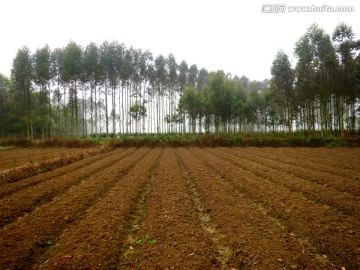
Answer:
top-left (0, 147), bottom-right (359, 269)
top-left (0, 147), bottom-right (85, 171)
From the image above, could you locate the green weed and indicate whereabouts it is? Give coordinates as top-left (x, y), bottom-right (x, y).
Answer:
top-left (135, 239), bottom-right (142, 245)
top-left (45, 240), bottom-right (53, 246)
top-left (136, 234), bottom-right (157, 246)
top-left (9, 159), bottom-right (16, 169)
top-left (0, 146), bottom-right (14, 150)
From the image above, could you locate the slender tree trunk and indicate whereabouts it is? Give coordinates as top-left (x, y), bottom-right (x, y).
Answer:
top-left (119, 84), bottom-right (123, 135)
top-left (112, 86), bottom-right (116, 137)
top-left (105, 81), bottom-right (109, 137)
top-left (94, 85), bottom-right (98, 137)
top-left (82, 84), bottom-right (86, 137)
top-left (90, 82), bottom-right (94, 136)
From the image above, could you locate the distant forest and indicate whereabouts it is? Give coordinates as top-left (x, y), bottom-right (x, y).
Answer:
top-left (0, 22), bottom-right (359, 140)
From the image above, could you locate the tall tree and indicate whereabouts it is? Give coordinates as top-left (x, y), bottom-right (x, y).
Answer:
top-left (188, 64), bottom-right (198, 88)
top-left (271, 50), bottom-right (295, 132)
top-left (196, 68), bottom-right (208, 91)
top-left (179, 86), bottom-right (202, 133)
top-left (139, 50), bottom-right (153, 133)
top-left (11, 46), bottom-right (34, 140)
top-left (178, 60), bottom-right (188, 132)
top-left (0, 74), bottom-right (12, 137)
top-left (204, 71), bottom-right (236, 133)
top-left (166, 54), bottom-right (178, 132)
top-left (33, 44), bottom-right (52, 140)
top-left (60, 41), bottom-right (83, 137)
top-left (333, 23), bottom-right (359, 135)
top-left (83, 42), bottom-right (100, 136)
top-left (294, 24), bottom-right (339, 135)
top-left (154, 55), bottom-right (167, 133)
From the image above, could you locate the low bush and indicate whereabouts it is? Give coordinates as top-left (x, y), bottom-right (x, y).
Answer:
top-left (1, 132), bottom-right (358, 148)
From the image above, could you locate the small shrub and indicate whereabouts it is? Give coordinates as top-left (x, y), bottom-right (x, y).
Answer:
top-left (0, 146), bottom-right (14, 150)
top-left (308, 136), bottom-right (324, 147)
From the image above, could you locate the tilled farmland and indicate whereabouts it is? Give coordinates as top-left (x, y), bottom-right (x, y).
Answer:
top-left (0, 147), bottom-right (85, 171)
top-left (0, 147), bottom-right (359, 269)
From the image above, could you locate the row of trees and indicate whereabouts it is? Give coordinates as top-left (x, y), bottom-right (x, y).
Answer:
top-left (1, 40), bottom-right (270, 138)
top-left (272, 23), bottom-right (360, 136)
top-left (179, 72), bottom-right (272, 133)
top-left (1, 42), bottom-right (210, 139)
top-left (180, 23), bottom-right (360, 136)
top-left (0, 23), bottom-right (359, 139)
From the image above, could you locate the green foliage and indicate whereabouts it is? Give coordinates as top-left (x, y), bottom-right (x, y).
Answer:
top-left (107, 132), bottom-right (358, 148)
top-left (135, 239), bottom-right (142, 245)
top-left (135, 234), bottom-right (157, 246)
top-left (129, 103), bottom-right (147, 121)
top-left (0, 146), bottom-right (14, 150)
top-left (11, 47), bottom-right (34, 140)
top-left (45, 240), bottom-right (53, 246)
top-left (270, 50), bottom-right (296, 132)
top-left (2, 22), bottom-right (360, 138)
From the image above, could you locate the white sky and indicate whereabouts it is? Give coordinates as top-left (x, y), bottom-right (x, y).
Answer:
top-left (0, 0), bottom-right (359, 81)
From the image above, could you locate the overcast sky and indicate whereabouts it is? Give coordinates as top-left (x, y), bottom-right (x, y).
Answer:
top-left (0, 0), bottom-right (359, 81)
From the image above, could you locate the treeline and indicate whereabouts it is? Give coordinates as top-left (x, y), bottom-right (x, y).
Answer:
top-left (1, 41), bottom-right (207, 139)
top-left (0, 40), bottom-right (268, 139)
top-left (180, 23), bottom-right (360, 136)
top-left (0, 22), bottom-right (359, 139)
top-left (272, 23), bottom-right (360, 137)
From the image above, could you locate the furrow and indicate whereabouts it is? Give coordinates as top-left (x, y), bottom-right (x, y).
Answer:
top-left (0, 148), bottom-right (82, 170)
top-left (231, 147), bottom-right (360, 196)
top-left (193, 147), bottom-right (360, 269)
top-left (34, 148), bottom-right (162, 270)
top-left (177, 148), bottom-right (325, 269)
top-left (240, 147), bottom-right (359, 181)
top-left (127, 148), bottom-right (219, 270)
top-left (213, 147), bottom-right (360, 220)
top-left (0, 148), bottom-right (150, 270)
top-left (175, 149), bottom-right (233, 269)
top-left (116, 148), bottom-right (163, 268)
top-left (0, 148), bottom-right (133, 228)
top-left (0, 147), bottom-right (120, 198)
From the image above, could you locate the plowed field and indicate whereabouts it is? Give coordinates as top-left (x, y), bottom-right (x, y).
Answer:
top-left (0, 147), bottom-right (87, 171)
top-left (0, 147), bottom-right (359, 269)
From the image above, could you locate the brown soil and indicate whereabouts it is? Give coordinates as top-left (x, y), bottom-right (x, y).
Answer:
top-left (0, 147), bottom-right (84, 171)
top-left (0, 147), bottom-right (359, 270)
